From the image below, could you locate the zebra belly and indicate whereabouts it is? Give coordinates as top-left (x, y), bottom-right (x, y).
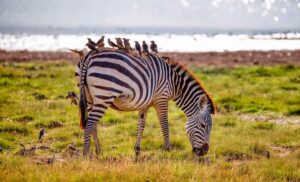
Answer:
top-left (111, 95), bottom-right (152, 111)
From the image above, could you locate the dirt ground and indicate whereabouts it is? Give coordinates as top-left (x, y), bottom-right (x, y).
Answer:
top-left (0, 49), bottom-right (299, 67)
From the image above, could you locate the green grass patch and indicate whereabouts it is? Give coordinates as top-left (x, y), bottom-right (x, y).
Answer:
top-left (0, 122), bottom-right (30, 135)
top-left (0, 138), bottom-right (11, 149)
top-left (0, 62), bottom-right (300, 181)
top-left (13, 115), bottom-right (34, 123)
top-left (250, 142), bottom-right (269, 157)
top-left (252, 122), bottom-right (274, 130)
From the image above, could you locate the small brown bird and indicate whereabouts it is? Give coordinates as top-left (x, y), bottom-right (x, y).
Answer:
top-left (68, 49), bottom-right (84, 58)
top-left (86, 42), bottom-right (98, 51)
top-left (87, 38), bottom-right (96, 46)
top-left (142, 41), bottom-right (149, 56)
top-left (115, 38), bottom-right (125, 49)
top-left (162, 56), bottom-right (171, 63)
top-left (96, 36), bottom-right (105, 48)
top-left (66, 91), bottom-right (78, 105)
top-left (108, 38), bottom-right (118, 48)
top-left (162, 56), bottom-right (170, 61)
top-left (39, 128), bottom-right (45, 141)
top-left (150, 40), bottom-right (158, 53)
top-left (123, 38), bottom-right (132, 52)
top-left (135, 41), bottom-right (142, 56)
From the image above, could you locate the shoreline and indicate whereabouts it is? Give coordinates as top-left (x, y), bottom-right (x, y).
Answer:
top-left (1, 49), bottom-right (299, 67)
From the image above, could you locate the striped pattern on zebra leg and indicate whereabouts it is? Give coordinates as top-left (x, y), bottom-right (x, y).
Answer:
top-left (154, 99), bottom-right (172, 151)
top-left (134, 107), bottom-right (149, 159)
top-left (92, 126), bottom-right (101, 155)
top-left (86, 103), bottom-right (101, 155)
top-left (83, 104), bottom-right (109, 156)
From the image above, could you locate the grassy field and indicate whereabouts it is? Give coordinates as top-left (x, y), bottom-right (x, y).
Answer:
top-left (0, 61), bottom-right (300, 181)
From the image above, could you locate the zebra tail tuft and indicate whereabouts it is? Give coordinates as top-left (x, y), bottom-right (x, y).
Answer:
top-left (79, 86), bottom-right (87, 129)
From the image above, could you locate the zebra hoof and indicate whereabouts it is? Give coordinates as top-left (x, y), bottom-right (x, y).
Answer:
top-left (95, 148), bottom-right (102, 156)
top-left (163, 144), bottom-right (172, 151)
top-left (134, 146), bottom-right (140, 156)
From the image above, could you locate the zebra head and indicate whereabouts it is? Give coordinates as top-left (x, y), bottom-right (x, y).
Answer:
top-left (186, 94), bottom-right (213, 156)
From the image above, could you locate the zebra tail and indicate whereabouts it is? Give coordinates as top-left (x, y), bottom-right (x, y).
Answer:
top-left (79, 86), bottom-right (87, 129)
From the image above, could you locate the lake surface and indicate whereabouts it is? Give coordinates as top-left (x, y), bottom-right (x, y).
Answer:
top-left (1, 33), bottom-right (300, 52)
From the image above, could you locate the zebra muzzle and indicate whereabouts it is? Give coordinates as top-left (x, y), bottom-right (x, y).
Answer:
top-left (193, 143), bottom-right (209, 156)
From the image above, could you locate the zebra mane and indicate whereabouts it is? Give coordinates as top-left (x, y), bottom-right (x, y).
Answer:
top-left (164, 58), bottom-right (216, 114)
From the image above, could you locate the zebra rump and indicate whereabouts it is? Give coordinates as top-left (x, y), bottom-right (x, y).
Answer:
top-left (78, 52), bottom-right (92, 129)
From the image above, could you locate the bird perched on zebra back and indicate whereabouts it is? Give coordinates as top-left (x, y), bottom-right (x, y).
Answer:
top-left (162, 56), bottom-right (171, 63)
top-left (142, 41), bottom-right (149, 56)
top-left (123, 38), bottom-right (132, 52)
top-left (96, 36), bottom-right (105, 48)
top-left (87, 38), bottom-right (97, 46)
top-left (108, 38), bottom-right (118, 49)
top-left (66, 91), bottom-right (78, 105)
top-left (150, 40), bottom-right (158, 53)
top-left (135, 41), bottom-right (142, 56)
top-left (86, 42), bottom-right (98, 52)
top-left (39, 128), bottom-right (45, 141)
top-left (115, 38), bottom-right (125, 49)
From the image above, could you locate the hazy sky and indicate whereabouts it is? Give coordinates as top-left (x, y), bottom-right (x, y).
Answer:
top-left (0, 0), bottom-right (300, 32)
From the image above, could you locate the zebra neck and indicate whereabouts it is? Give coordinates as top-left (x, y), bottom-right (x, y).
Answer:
top-left (172, 74), bottom-right (203, 118)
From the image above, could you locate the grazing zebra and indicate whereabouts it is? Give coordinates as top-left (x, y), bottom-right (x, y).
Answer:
top-left (72, 44), bottom-right (215, 157)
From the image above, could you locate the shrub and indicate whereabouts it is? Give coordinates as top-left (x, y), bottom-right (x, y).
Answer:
top-left (253, 122), bottom-right (274, 130)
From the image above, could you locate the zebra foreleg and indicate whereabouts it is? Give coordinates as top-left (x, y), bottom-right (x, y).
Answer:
top-left (134, 108), bottom-right (149, 159)
top-left (154, 100), bottom-right (172, 151)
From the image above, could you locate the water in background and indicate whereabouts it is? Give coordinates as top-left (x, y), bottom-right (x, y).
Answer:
top-left (1, 33), bottom-right (300, 52)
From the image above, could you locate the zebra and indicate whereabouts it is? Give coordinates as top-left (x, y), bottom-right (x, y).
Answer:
top-left (72, 45), bottom-right (215, 157)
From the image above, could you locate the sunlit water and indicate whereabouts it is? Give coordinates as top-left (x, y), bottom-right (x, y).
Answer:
top-left (1, 33), bottom-right (300, 52)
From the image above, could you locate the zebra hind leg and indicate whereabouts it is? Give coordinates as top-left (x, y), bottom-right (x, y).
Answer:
top-left (83, 105), bottom-right (108, 157)
top-left (92, 126), bottom-right (101, 156)
top-left (87, 103), bottom-right (101, 156)
top-left (134, 108), bottom-right (149, 160)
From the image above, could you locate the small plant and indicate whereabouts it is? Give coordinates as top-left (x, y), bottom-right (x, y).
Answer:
top-left (219, 120), bottom-right (236, 127)
top-left (250, 142), bottom-right (270, 158)
top-left (33, 120), bottom-right (64, 128)
top-left (252, 122), bottom-right (274, 130)
top-left (0, 139), bottom-right (11, 149)
top-left (13, 115), bottom-right (34, 123)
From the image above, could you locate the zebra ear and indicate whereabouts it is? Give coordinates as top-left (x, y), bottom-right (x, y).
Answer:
top-left (199, 94), bottom-right (208, 112)
top-left (68, 49), bottom-right (84, 58)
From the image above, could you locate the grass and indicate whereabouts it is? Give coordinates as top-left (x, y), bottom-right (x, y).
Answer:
top-left (0, 61), bottom-right (300, 181)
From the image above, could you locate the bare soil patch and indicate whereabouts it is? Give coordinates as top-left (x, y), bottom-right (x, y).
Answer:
top-left (270, 145), bottom-right (298, 157)
top-left (239, 114), bottom-right (300, 124)
top-left (1, 49), bottom-right (300, 67)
